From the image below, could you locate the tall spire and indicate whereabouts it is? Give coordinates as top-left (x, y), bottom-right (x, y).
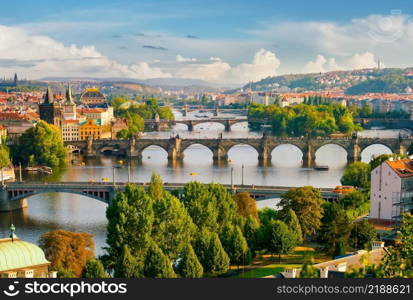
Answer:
top-left (65, 84), bottom-right (75, 104)
top-left (44, 86), bottom-right (54, 104)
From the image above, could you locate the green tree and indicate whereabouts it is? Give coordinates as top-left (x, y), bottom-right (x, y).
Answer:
top-left (0, 144), bottom-right (11, 169)
top-left (243, 215), bottom-right (260, 255)
top-left (269, 220), bottom-right (296, 263)
top-left (175, 244), bottom-right (203, 278)
top-left (299, 257), bottom-right (319, 278)
top-left (105, 184), bottom-right (154, 271)
top-left (318, 202), bottom-right (353, 255)
top-left (152, 192), bottom-right (196, 260)
top-left (82, 259), bottom-right (108, 278)
top-left (148, 172), bottom-right (164, 201)
top-left (278, 186), bottom-right (324, 238)
top-left (334, 239), bottom-right (347, 257)
top-left (379, 213), bottom-right (413, 277)
top-left (282, 209), bottom-right (303, 245)
top-left (144, 240), bottom-right (176, 278)
top-left (349, 219), bottom-right (377, 250)
top-left (181, 182), bottom-right (219, 232)
top-left (340, 162), bottom-right (370, 189)
top-left (194, 229), bottom-right (230, 276)
top-left (220, 224), bottom-right (249, 270)
top-left (116, 245), bottom-right (144, 278)
top-left (14, 120), bottom-right (67, 167)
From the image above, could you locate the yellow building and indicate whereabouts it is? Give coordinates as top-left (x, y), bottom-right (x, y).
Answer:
top-left (79, 119), bottom-right (101, 140)
top-left (0, 225), bottom-right (56, 278)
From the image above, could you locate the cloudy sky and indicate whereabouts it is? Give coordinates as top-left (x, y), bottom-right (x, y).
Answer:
top-left (0, 0), bottom-right (412, 86)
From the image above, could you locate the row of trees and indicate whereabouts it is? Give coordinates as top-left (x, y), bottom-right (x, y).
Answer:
top-left (248, 103), bottom-right (362, 136)
top-left (350, 103), bottom-right (410, 119)
top-left (39, 179), bottom-right (379, 278)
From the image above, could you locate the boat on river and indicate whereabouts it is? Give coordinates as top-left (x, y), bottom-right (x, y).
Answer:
top-left (314, 165), bottom-right (329, 171)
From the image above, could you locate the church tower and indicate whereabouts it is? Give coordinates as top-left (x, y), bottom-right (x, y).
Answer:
top-left (62, 84), bottom-right (76, 120)
top-left (39, 86), bottom-right (62, 127)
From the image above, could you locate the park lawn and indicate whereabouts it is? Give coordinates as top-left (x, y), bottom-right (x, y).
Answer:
top-left (231, 263), bottom-right (301, 278)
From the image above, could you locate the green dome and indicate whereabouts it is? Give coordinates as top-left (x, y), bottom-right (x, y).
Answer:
top-left (0, 238), bottom-right (50, 272)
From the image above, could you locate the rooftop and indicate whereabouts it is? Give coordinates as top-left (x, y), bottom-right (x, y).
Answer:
top-left (386, 159), bottom-right (413, 178)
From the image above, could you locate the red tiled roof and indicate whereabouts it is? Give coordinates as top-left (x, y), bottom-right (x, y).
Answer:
top-left (386, 159), bottom-right (413, 178)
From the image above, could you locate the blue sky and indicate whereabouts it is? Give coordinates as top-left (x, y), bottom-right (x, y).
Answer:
top-left (0, 0), bottom-right (412, 85)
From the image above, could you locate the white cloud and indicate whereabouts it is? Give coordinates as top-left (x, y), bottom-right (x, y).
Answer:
top-left (0, 25), bottom-right (171, 79)
top-left (173, 49), bottom-right (280, 85)
top-left (175, 55), bottom-right (197, 62)
top-left (302, 52), bottom-right (380, 73)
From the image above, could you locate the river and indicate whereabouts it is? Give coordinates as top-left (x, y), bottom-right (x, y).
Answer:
top-left (0, 111), bottom-right (408, 255)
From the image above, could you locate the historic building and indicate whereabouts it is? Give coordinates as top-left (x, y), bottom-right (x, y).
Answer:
top-left (79, 119), bottom-right (101, 140)
top-left (80, 87), bottom-right (106, 105)
top-left (0, 225), bottom-right (56, 278)
top-left (39, 86), bottom-right (62, 127)
top-left (61, 120), bottom-right (79, 141)
top-left (62, 85), bottom-right (77, 120)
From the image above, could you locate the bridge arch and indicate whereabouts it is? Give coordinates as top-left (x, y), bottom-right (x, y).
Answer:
top-left (7, 189), bottom-right (110, 204)
top-left (66, 144), bottom-right (81, 154)
top-left (360, 144), bottom-right (393, 162)
top-left (314, 143), bottom-right (348, 166)
top-left (271, 144), bottom-right (304, 166)
top-left (193, 121), bottom-right (225, 131)
top-left (227, 143), bottom-right (259, 163)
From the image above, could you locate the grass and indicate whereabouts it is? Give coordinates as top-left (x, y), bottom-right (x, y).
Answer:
top-left (231, 263), bottom-right (301, 278)
top-left (227, 246), bottom-right (331, 278)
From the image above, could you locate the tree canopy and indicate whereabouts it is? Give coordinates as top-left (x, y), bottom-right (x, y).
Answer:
top-left (13, 120), bottom-right (67, 167)
top-left (39, 230), bottom-right (95, 277)
top-left (278, 186), bottom-right (324, 237)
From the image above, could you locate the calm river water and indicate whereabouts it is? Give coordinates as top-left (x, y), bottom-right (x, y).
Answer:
top-left (0, 111), bottom-right (407, 255)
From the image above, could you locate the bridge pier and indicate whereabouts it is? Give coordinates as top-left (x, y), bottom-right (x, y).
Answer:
top-left (212, 146), bottom-right (228, 163)
top-left (214, 107), bottom-right (219, 117)
top-left (347, 143), bottom-right (361, 163)
top-left (224, 120), bottom-right (231, 132)
top-left (188, 121), bottom-right (194, 132)
top-left (0, 188), bottom-right (27, 211)
top-left (302, 144), bottom-right (315, 168)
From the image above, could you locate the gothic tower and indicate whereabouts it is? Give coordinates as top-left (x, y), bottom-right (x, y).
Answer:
top-left (39, 86), bottom-right (62, 127)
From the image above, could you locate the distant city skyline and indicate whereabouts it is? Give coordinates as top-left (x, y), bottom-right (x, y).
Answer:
top-left (0, 0), bottom-right (412, 86)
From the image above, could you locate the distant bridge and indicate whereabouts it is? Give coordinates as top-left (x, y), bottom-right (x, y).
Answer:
top-left (171, 105), bottom-right (247, 117)
top-left (0, 181), bottom-right (338, 211)
top-left (64, 135), bottom-right (413, 167)
top-left (144, 117), bottom-right (248, 131)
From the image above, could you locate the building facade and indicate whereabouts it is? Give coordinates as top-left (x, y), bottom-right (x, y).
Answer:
top-left (370, 158), bottom-right (413, 221)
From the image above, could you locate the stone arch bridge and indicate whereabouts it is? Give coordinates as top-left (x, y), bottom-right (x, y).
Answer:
top-left (145, 117), bottom-right (248, 132)
top-left (65, 135), bottom-right (413, 167)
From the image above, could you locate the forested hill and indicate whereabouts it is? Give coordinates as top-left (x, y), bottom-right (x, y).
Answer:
top-left (234, 67), bottom-right (413, 94)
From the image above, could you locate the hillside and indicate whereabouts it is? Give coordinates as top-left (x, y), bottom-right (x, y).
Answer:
top-left (236, 67), bottom-right (413, 94)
